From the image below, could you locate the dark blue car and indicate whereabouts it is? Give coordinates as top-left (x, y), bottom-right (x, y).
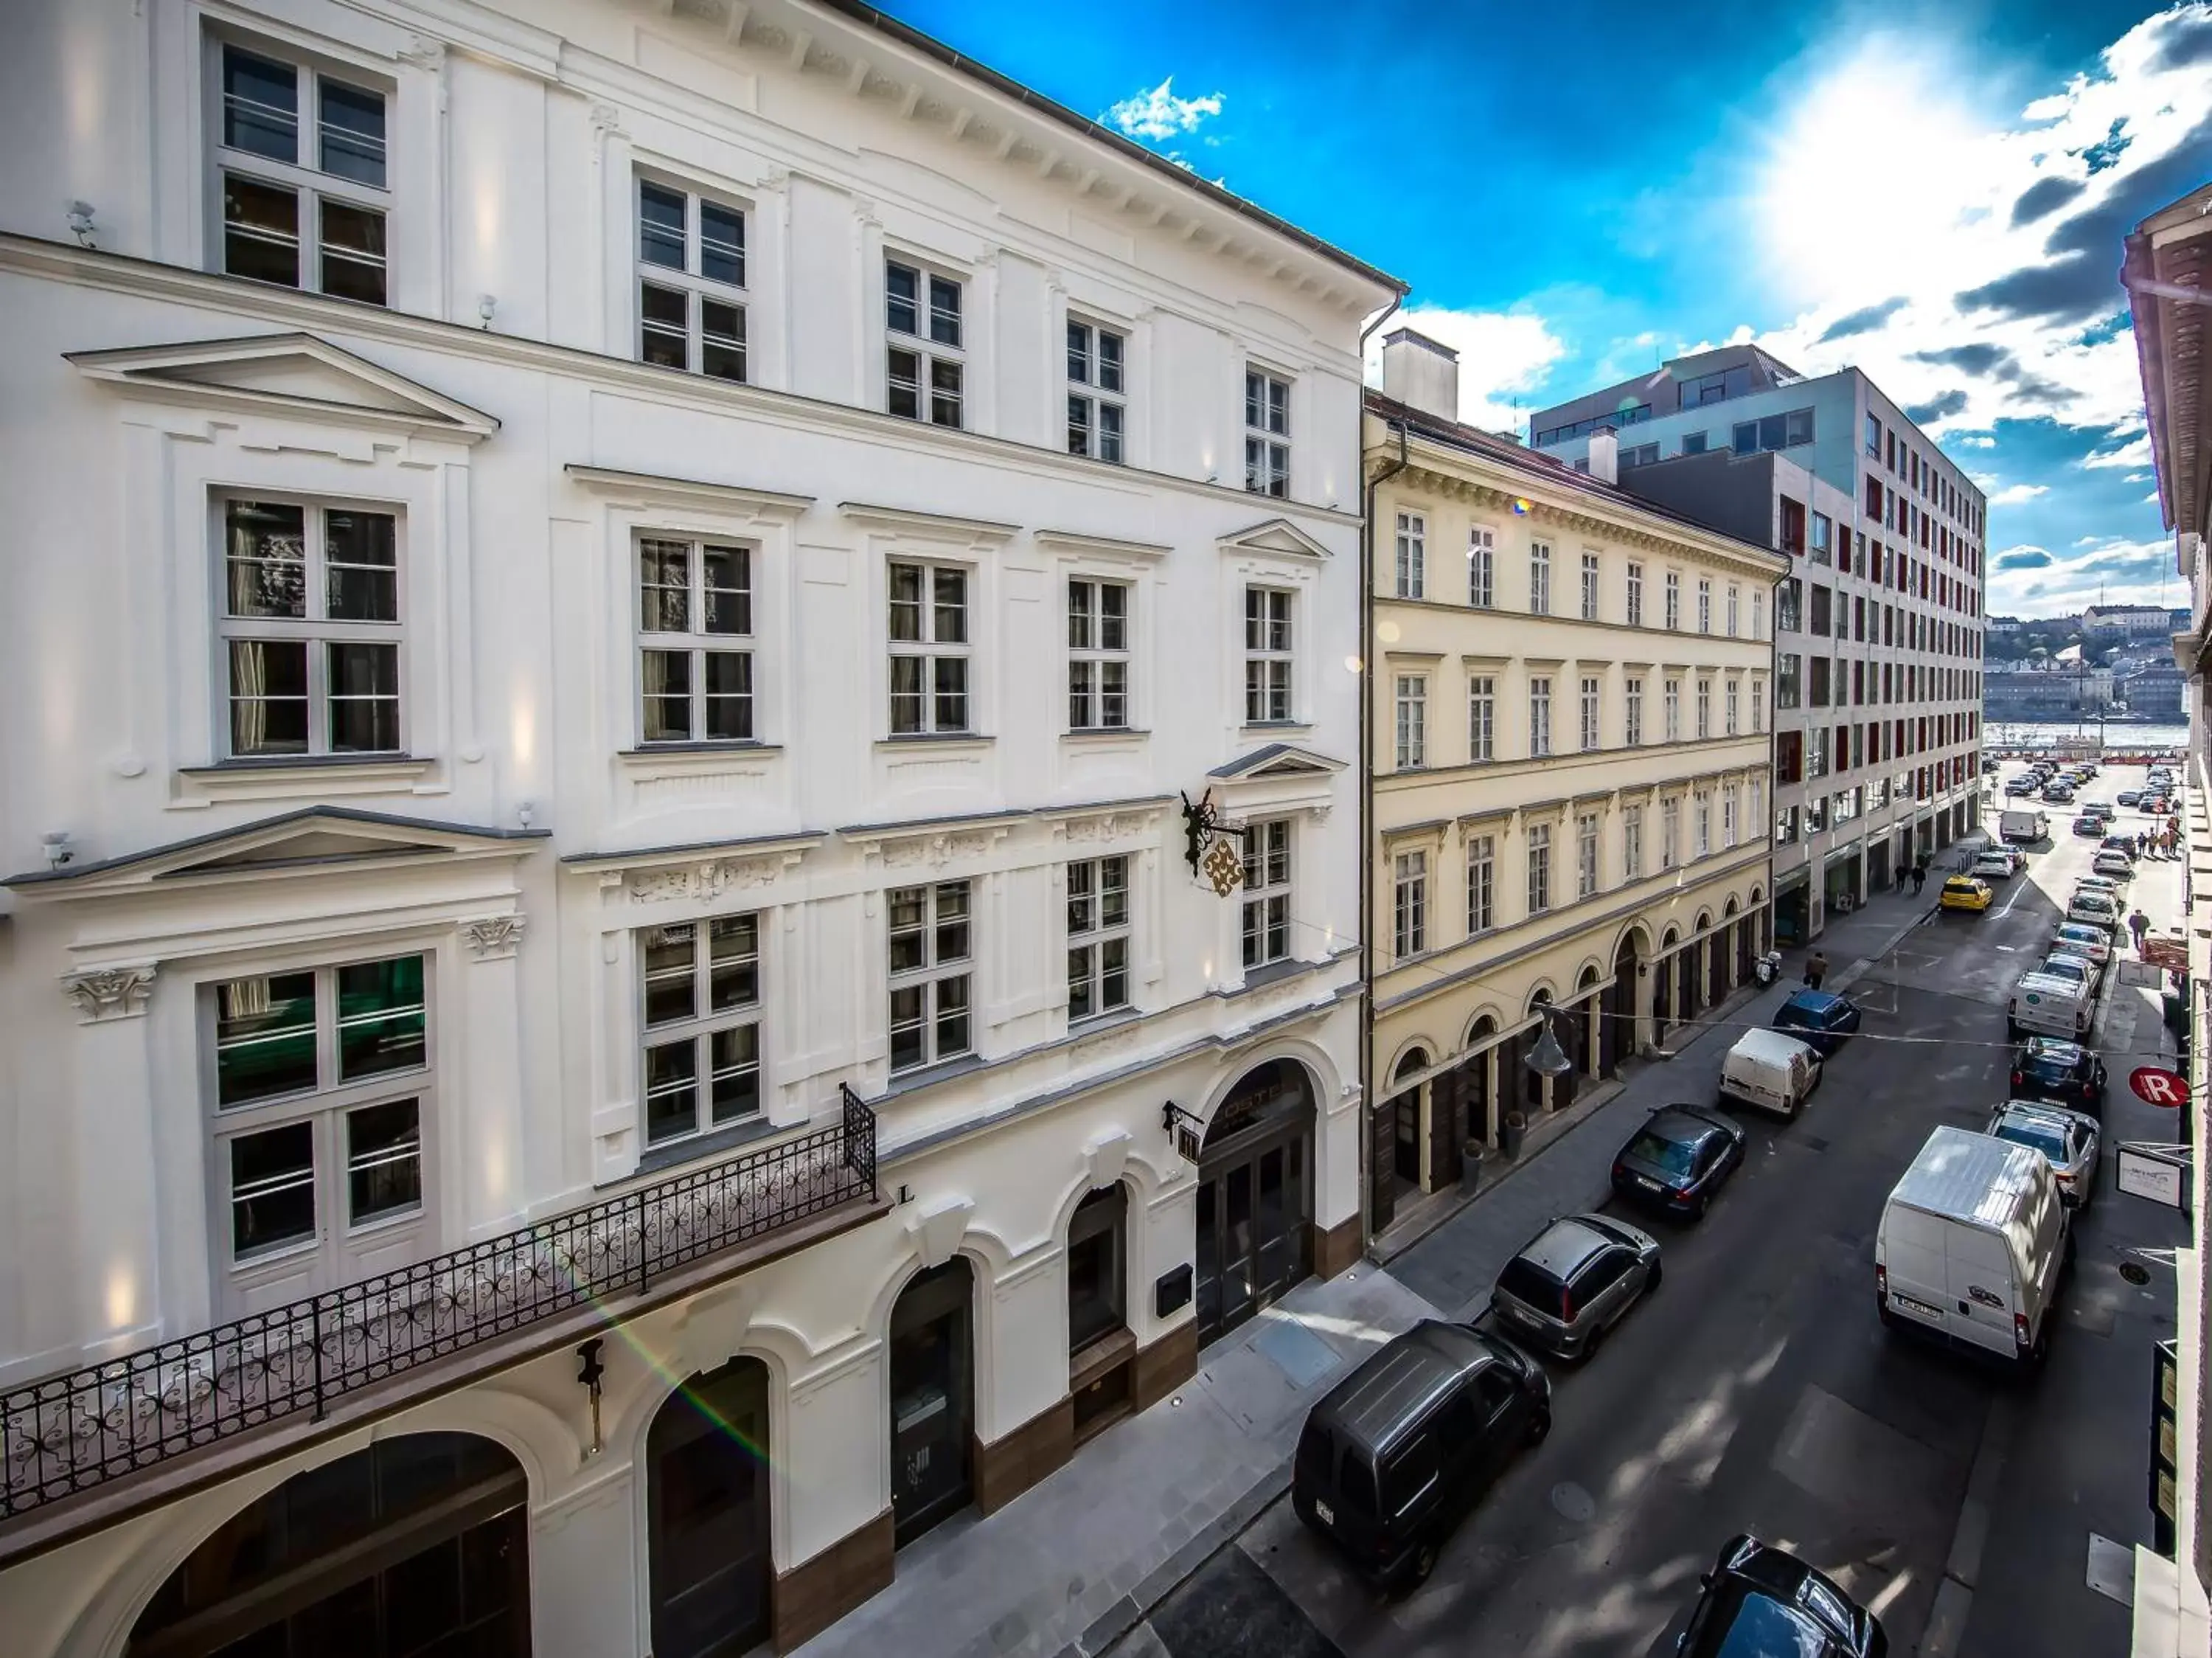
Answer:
top-left (1772, 989), bottom-right (1862, 1055)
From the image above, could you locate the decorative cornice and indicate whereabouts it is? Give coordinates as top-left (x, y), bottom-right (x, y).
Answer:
top-left (462, 915), bottom-right (526, 960)
top-left (63, 965), bottom-right (156, 1022)
top-left (624, 853), bottom-right (806, 903)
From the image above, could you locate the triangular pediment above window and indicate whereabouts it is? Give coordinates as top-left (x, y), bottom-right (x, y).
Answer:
top-left (1218, 518), bottom-right (1333, 559)
top-left (66, 333), bottom-right (499, 441)
top-left (4, 808), bottom-right (545, 897)
top-left (1208, 743), bottom-right (1349, 782)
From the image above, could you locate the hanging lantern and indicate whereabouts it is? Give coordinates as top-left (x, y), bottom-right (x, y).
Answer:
top-left (1525, 1013), bottom-right (1573, 1080)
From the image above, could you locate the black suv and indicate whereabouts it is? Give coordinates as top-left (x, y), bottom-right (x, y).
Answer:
top-left (1677, 1534), bottom-right (1888, 1656)
top-left (2009, 1036), bottom-right (2107, 1116)
top-left (1293, 1320), bottom-right (1548, 1589)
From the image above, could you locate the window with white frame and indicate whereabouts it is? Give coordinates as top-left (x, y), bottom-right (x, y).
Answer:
top-left (1393, 850), bottom-right (1427, 960)
top-left (1580, 676), bottom-right (1601, 751)
top-left (1245, 369), bottom-right (1291, 497)
top-left (888, 881), bottom-right (973, 1072)
top-left (1467, 833), bottom-right (1495, 933)
top-left (1468, 674), bottom-right (1496, 762)
top-left (1528, 675), bottom-right (1553, 757)
top-left (641, 915), bottom-right (762, 1148)
top-left (1723, 784), bottom-right (1739, 847)
top-left (1623, 804), bottom-right (1644, 879)
top-left (210, 954), bottom-right (427, 1277)
top-left (1395, 674), bottom-right (1427, 768)
top-left (1661, 797), bottom-right (1680, 869)
top-left (219, 498), bottom-right (401, 759)
top-left (1625, 676), bottom-right (1644, 746)
top-left (638, 536), bottom-right (754, 744)
top-left (1694, 791), bottom-right (1711, 857)
top-left (1469, 526), bottom-right (1496, 608)
top-left (1663, 677), bottom-right (1681, 742)
top-left (1529, 541), bottom-right (1552, 615)
top-left (888, 561), bottom-right (971, 735)
top-left (886, 258), bottom-right (964, 427)
top-left (1067, 319), bottom-right (1126, 462)
top-left (1727, 584), bottom-right (1741, 637)
top-left (1751, 590), bottom-right (1765, 639)
top-left (1750, 776), bottom-right (1765, 831)
top-left (1725, 678), bottom-right (1740, 735)
top-left (1626, 561), bottom-right (1644, 627)
top-left (1394, 512), bottom-right (1426, 599)
top-left (1695, 676), bottom-right (1711, 739)
top-left (1580, 551), bottom-right (1601, 620)
top-left (1527, 824), bottom-right (1552, 915)
top-left (212, 41), bottom-right (390, 305)
top-left (1664, 572), bottom-right (1681, 630)
top-left (1066, 856), bottom-right (1130, 1021)
top-left (1066, 578), bottom-right (1130, 731)
top-left (1244, 587), bottom-right (1294, 723)
top-left (1697, 578), bottom-right (1712, 634)
top-left (636, 178), bottom-right (747, 381)
top-left (1751, 677), bottom-right (1766, 732)
top-left (1577, 812), bottom-right (1600, 899)
top-left (1241, 819), bottom-right (1292, 968)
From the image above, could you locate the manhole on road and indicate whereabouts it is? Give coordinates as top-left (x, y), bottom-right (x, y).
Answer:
top-left (2121, 1262), bottom-right (2152, 1286)
top-left (1551, 1482), bottom-right (1596, 1522)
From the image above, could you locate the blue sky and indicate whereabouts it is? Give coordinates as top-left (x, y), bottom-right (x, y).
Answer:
top-left (894, 0), bottom-right (2212, 619)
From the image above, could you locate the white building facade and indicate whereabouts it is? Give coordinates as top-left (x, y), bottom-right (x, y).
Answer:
top-left (0, 3), bottom-right (1398, 1654)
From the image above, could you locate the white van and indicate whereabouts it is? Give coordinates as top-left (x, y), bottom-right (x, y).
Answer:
top-left (1998, 808), bottom-right (2048, 843)
top-left (2008, 966), bottom-right (2092, 1041)
top-left (1718, 1028), bottom-right (1822, 1118)
top-left (1876, 1126), bottom-right (2069, 1370)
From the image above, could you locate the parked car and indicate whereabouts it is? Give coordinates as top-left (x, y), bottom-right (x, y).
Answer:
top-left (2067, 889), bottom-right (2122, 931)
top-left (2009, 1036), bottom-right (2107, 1116)
top-left (2098, 834), bottom-right (2139, 861)
top-left (1939, 875), bottom-right (1994, 912)
top-left (1877, 1125), bottom-right (2069, 1371)
top-left (2009, 961), bottom-right (2093, 1039)
top-left (2081, 801), bottom-right (2115, 824)
top-left (1971, 851), bottom-right (2016, 880)
top-left (2092, 850), bottom-right (2135, 880)
top-left (2034, 952), bottom-right (2093, 991)
top-left (2075, 875), bottom-right (2124, 901)
top-left (1610, 1106), bottom-right (1747, 1221)
top-left (2042, 783), bottom-right (2076, 804)
top-left (2117, 789), bottom-right (2143, 807)
top-left (2006, 777), bottom-right (2037, 797)
top-left (2050, 923), bottom-right (2112, 974)
top-left (1293, 1319), bottom-right (1548, 1589)
top-left (1985, 1100), bottom-right (2102, 1210)
top-left (2071, 814), bottom-right (2103, 837)
top-left (1772, 988), bottom-right (1863, 1055)
top-left (1674, 1533), bottom-right (1890, 1658)
top-left (1490, 1214), bottom-right (1662, 1362)
top-left (1718, 1028), bottom-right (1823, 1118)
top-left (1994, 845), bottom-right (2029, 873)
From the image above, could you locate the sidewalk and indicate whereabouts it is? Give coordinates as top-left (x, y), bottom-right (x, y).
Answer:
top-left (802, 882), bottom-right (1934, 1658)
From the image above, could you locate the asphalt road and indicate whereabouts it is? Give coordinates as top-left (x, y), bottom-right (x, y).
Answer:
top-left (1132, 764), bottom-right (2194, 1658)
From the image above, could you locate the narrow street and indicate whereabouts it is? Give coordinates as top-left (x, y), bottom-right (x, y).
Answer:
top-left (1122, 766), bottom-right (2194, 1658)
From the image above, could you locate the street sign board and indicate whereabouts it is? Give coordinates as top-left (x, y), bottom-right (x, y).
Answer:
top-left (2117, 1143), bottom-right (2191, 1209)
top-left (2144, 935), bottom-right (2188, 973)
top-left (2129, 1066), bottom-right (2190, 1108)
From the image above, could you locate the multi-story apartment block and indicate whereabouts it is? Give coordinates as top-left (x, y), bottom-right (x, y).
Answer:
top-left (1363, 333), bottom-right (1784, 1229)
top-left (2125, 178), bottom-right (2212, 1657)
top-left (1531, 347), bottom-right (1987, 942)
top-left (0, 4), bottom-right (1399, 1654)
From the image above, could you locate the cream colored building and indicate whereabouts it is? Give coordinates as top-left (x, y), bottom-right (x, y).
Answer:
top-left (1363, 331), bottom-right (1787, 1232)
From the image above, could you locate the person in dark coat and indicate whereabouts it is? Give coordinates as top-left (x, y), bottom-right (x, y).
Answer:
top-left (1804, 949), bottom-right (1829, 990)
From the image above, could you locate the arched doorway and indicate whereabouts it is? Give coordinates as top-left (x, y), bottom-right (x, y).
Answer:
top-left (1389, 1048), bottom-right (1427, 1204)
top-left (649, 1358), bottom-right (773, 1658)
top-left (888, 1258), bottom-right (975, 1547)
top-left (1574, 967), bottom-right (1601, 1081)
top-left (1195, 1058), bottom-right (1315, 1347)
top-left (1728, 898), bottom-right (1748, 985)
top-left (1653, 928), bottom-right (1677, 1040)
top-left (1694, 912), bottom-right (1717, 1006)
top-left (1464, 1016), bottom-right (1499, 1143)
top-left (1751, 889), bottom-right (1767, 957)
top-left (1675, 935), bottom-right (1698, 1021)
top-left (128, 1432), bottom-right (530, 1657)
top-left (1605, 934), bottom-right (1638, 1073)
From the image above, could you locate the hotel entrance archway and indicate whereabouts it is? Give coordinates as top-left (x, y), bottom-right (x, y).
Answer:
top-left (1194, 1058), bottom-right (1315, 1347)
top-left (649, 1358), bottom-right (773, 1658)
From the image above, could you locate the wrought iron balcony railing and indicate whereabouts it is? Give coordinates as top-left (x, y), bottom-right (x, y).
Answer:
top-left (1, 1089), bottom-right (877, 1522)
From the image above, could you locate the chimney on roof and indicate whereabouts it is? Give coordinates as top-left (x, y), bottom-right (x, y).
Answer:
top-left (1587, 425), bottom-right (1619, 485)
top-left (1380, 327), bottom-right (1459, 424)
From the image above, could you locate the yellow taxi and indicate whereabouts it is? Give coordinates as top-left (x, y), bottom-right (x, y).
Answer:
top-left (1939, 875), bottom-right (1994, 913)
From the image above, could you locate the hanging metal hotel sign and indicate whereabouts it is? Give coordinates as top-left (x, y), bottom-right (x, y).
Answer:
top-left (1181, 788), bottom-right (1250, 897)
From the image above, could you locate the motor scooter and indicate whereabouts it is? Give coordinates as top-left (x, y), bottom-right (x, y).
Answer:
top-left (1752, 950), bottom-right (1782, 988)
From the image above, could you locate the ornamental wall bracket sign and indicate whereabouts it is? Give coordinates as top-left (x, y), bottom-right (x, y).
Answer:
top-left (1180, 787), bottom-right (1250, 895)
top-left (1163, 1099), bottom-right (1207, 1164)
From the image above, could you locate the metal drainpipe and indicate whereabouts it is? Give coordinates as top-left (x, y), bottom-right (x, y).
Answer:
top-left (1359, 378), bottom-right (1409, 1247)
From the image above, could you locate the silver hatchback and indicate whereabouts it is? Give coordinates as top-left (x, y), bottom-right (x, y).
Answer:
top-left (1490, 1213), bottom-right (1662, 1362)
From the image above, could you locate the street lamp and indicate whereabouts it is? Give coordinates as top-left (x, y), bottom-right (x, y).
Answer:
top-left (1524, 1007), bottom-right (1574, 1081)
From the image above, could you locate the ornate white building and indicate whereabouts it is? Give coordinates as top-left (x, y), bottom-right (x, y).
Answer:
top-left (0, 3), bottom-right (1398, 1653)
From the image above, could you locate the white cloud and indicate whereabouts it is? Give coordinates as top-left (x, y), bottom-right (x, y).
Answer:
top-left (2085, 434), bottom-right (2154, 469)
top-left (1986, 482), bottom-right (2050, 505)
top-left (1955, 433), bottom-right (1997, 448)
top-left (1367, 305), bottom-right (1568, 434)
top-left (1736, 7), bottom-right (2212, 447)
top-left (1983, 533), bottom-right (2183, 614)
top-left (1105, 77), bottom-right (1224, 142)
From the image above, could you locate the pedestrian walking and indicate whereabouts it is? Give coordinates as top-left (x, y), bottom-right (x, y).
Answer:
top-left (1911, 865), bottom-right (1927, 898)
top-left (2130, 908), bottom-right (2152, 955)
top-left (1804, 949), bottom-right (1828, 990)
